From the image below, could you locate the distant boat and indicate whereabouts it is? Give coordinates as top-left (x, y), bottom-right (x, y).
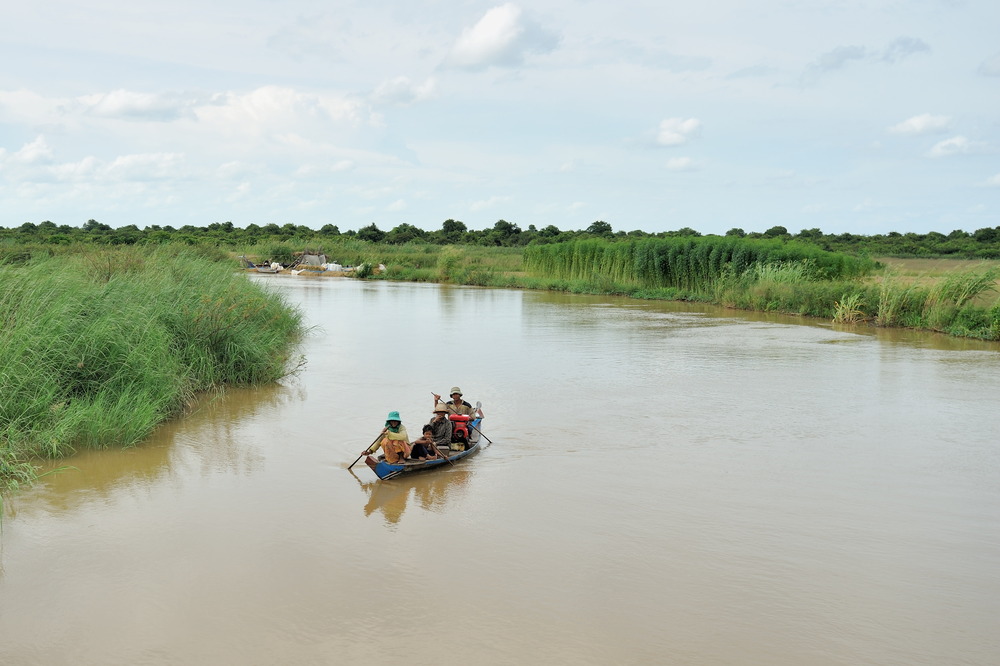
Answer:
top-left (240, 255), bottom-right (282, 273)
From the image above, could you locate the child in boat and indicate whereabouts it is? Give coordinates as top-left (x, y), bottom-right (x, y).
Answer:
top-left (409, 425), bottom-right (439, 461)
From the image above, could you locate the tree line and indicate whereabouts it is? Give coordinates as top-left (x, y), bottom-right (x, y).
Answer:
top-left (4, 219), bottom-right (1000, 258)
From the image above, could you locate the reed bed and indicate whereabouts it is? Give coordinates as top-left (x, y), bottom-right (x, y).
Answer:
top-left (524, 237), bottom-right (877, 290)
top-left (1, 246), bottom-right (303, 489)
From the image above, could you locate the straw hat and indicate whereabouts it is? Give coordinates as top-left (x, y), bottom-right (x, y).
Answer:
top-left (433, 402), bottom-right (449, 413)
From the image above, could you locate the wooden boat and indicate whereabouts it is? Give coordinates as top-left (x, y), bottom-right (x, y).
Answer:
top-left (240, 255), bottom-right (282, 273)
top-left (365, 415), bottom-right (485, 480)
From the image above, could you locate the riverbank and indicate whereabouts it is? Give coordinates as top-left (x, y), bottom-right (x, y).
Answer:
top-left (0, 246), bottom-right (304, 490)
top-left (321, 240), bottom-right (1000, 342)
top-left (243, 239), bottom-right (1000, 340)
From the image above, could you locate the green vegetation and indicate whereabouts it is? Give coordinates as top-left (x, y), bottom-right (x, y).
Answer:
top-left (1, 246), bottom-right (303, 490)
top-left (6, 218), bottom-right (1000, 258)
top-left (3, 219), bottom-right (1000, 489)
top-left (523, 237), bottom-right (877, 289)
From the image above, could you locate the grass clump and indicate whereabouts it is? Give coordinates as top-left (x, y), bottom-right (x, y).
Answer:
top-left (1, 246), bottom-right (304, 489)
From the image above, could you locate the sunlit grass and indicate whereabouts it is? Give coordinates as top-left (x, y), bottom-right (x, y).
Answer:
top-left (1, 246), bottom-right (304, 490)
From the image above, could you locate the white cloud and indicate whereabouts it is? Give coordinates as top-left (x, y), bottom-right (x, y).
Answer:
top-left (665, 157), bottom-right (696, 171)
top-left (104, 153), bottom-right (186, 181)
top-left (445, 4), bottom-right (559, 70)
top-left (927, 136), bottom-right (983, 158)
top-left (195, 86), bottom-right (372, 134)
top-left (470, 195), bottom-right (510, 211)
top-left (0, 90), bottom-right (63, 125)
top-left (987, 174), bottom-right (1000, 187)
top-left (386, 199), bottom-right (407, 212)
top-left (880, 37), bottom-right (931, 63)
top-left (370, 77), bottom-right (437, 107)
top-left (978, 52), bottom-right (1000, 77)
top-left (8, 151), bottom-right (187, 183)
top-left (799, 37), bottom-right (929, 85)
top-left (889, 113), bottom-right (951, 135)
top-left (804, 45), bottom-right (867, 78)
top-left (77, 89), bottom-right (202, 121)
top-left (656, 118), bottom-right (701, 146)
top-left (853, 198), bottom-right (876, 213)
top-left (293, 160), bottom-right (355, 177)
top-left (267, 14), bottom-right (347, 62)
top-left (9, 136), bottom-right (54, 165)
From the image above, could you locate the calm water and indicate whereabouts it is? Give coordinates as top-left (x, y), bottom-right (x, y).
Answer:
top-left (2, 277), bottom-right (999, 665)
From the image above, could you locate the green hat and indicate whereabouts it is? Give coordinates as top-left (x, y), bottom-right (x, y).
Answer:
top-left (385, 410), bottom-right (401, 423)
top-left (450, 386), bottom-right (463, 395)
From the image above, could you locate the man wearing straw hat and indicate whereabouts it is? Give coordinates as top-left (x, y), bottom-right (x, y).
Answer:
top-left (433, 386), bottom-right (484, 419)
top-left (429, 401), bottom-right (454, 452)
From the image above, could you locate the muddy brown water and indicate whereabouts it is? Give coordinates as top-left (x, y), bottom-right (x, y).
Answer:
top-left (2, 277), bottom-right (999, 665)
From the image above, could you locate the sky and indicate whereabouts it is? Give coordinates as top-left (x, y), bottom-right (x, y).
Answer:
top-left (1, 0), bottom-right (998, 236)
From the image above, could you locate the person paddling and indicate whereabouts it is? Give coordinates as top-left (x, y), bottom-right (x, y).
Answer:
top-left (364, 411), bottom-right (411, 464)
top-left (432, 387), bottom-right (483, 419)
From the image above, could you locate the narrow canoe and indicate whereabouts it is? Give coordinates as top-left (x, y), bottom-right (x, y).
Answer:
top-left (365, 416), bottom-right (484, 480)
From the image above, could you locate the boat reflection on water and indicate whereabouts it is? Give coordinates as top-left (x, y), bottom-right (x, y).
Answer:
top-left (350, 468), bottom-right (474, 525)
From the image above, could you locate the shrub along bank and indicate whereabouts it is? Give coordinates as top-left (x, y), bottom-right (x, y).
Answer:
top-left (357, 238), bottom-right (1000, 341)
top-left (1, 246), bottom-right (303, 490)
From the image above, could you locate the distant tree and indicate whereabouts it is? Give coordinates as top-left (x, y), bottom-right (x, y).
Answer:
top-left (973, 227), bottom-right (999, 243)
top-left (385, 223), bottom-right (427, 244)
top-left (436, 218), bottom-right (468, 244)
top-left (763, 225), bottom-right (789, 238)
top-left (796, 227), bottom-right (823, 240)
top-left (83, 219), bottom-right (111, 232)
top-left (947, 229), bottom-right (969, 240)
top-left (482, 219), bottom-right (522, 246)
top-left (673, 227), bottom-right (701, 237)
top-left (725, 227), bottom-right (746, 237)
top-left (319, 224), bottom-right (341, 236)
top-left (586, 220), bottom-right (613, 236)
top-left (357, 223), bottom-right (385, 243)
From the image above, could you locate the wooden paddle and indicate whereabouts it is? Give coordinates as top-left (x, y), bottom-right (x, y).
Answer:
top-left (429, 439), bottom-right (455, 466)
top-left (348, 432), bottom-right (384, 470)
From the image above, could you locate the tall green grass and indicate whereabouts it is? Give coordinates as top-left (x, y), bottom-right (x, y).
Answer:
top-left (1, 246), bottom-right (303, 489)
top-left (524, 237), bottom-right (877, 290)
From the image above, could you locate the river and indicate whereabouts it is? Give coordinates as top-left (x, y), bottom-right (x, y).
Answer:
top-left (2, 277), bottom-right (999, 665)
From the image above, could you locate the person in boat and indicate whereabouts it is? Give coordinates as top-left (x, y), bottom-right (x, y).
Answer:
top-left (429, 402), bottom-right (456, 451)
top-left (408, 425), bottom-right (439, 461)
top-left (366, 411), bottom-right (411, 464)
top-left (432, 387), bottom-right (484, 419)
